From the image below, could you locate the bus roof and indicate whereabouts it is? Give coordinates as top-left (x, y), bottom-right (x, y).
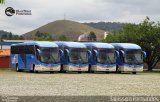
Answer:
top-left (83, 42), bottom-right (114, 49)
top-left (55, 42), bottom-right (86, 48)
top-left (11, 41), bottom-right (58, 47)
top-left (111, 43), bottom-right (141, 50)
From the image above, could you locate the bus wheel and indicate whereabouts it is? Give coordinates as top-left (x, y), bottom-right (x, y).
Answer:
top-left (88, 64), bottom-right (91, 73)
top-left (30, 64), bottom-right (34, 73)
top-left (33, 66), bottom-right (38, 73)
top-left (60, 64), bottom-right (63, 73)
top-left (50, 71), bottom-right (54, 74)
top-left (78, 71), bottom-right (82, 74)
top-left (105, 71), bottom-right (109, 74)
top-left (132, 72), bottom-right (136, 74)
top-left (91, 71), bottom-right (95, 73)
top-left (16, 64), bottom-right (20, 72)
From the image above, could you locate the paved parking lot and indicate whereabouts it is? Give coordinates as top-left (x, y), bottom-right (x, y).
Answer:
top-left (0, 69), bottom-right (160, 96)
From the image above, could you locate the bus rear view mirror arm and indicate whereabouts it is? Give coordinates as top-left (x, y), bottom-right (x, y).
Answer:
top-left (87, 50), bottom-right (92, 58)
top-left (120, 50), bottom-right (125, 58)
top-left (115, 50), bottom-right (119, 58)
top-left (59, 49), bottom-right (64, 58)
top-left (37, 49), bottom-right (42, 56)
top-left (142, 51), bottom-right (147, 59)
top-left (93, 50), bottom-right (98, 57)
top-left (65, 49), bottom-right (70, 62)
top-left (65, 49), bottom-right (70, 56)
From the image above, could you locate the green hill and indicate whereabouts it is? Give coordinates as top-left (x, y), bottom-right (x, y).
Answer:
top-left (22, 20), bottom-right (105, 41)
top-left (84, 22), bottom-right (127, 33)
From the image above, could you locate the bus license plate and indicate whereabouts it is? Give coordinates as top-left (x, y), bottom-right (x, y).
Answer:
top-left (78, 69), bottom-right (81, 71)
top-left (50, 68), bottom-right (53, 70)
top-left (133, 69), bottom-right (136, 71)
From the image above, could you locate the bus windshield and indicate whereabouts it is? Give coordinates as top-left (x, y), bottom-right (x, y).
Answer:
top-left (70, 48), bottom-right (88, 64)
top-left (39, 47), bottom-right (60, 64)
top-left (125, 49), bottom-right (143, 64)
top-left (98, 48), bottom-right (116, 64)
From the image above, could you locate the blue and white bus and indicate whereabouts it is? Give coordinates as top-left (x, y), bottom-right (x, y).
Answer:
top-left (10, 41), bottom-right (61, 73)
top-left (111, 43), bottom-right (146, 74)
top-left (84, 42), bottom-right (117, 73)
top-left (55, 42), bottom-right (88, 73)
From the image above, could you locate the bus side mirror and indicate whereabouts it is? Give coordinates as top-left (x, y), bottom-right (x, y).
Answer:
top-left (65, 49), bottom-right (70, 62)
top-left (120, 50), bottom-right (125, 63)
top-left (37, 49), bottom-right (42, 56)
top-left (59, 49), bottom-right (64, 58)
top-left (115, 50), bottom-right (119, 58)
top-left (65, 49), bottom-right (70, 56)
top-left (120, 50), bottom-right (125, 58)
top-left (142, 51), bottom-right (147, 59)
top-left (87, 50), bottom-right (92, 58)
top-left (93, 50), bottom-right (98, 62)
top-left (93, 50), bottom-right (98, 57)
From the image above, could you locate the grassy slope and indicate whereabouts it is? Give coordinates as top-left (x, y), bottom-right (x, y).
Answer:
top-left (22, 20), bottom-right (105, 41)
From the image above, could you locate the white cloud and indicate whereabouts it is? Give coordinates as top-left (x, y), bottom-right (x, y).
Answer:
top-left (0, 0), bottom-right (160, 34)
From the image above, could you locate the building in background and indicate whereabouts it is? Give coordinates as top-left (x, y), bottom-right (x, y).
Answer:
top-left (0, 40), bottom-right (31, 68)
top-left (0, 49), bottom-right (10, 68)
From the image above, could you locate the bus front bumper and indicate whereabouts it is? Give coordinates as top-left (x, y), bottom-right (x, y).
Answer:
top-left (35, 65), bottom-right (61, 72)
top-left (92, 65), bottom-right (116, 72)
top-left (63, 65), bottom-right (88, 72)
top-left (119, 65), bottom-right (143, 72)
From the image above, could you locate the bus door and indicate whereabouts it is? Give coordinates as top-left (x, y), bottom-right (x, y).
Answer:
top-left (25, 45), bottom-right (35, 70)
top-left (19, 54), bottom-right (26, 69)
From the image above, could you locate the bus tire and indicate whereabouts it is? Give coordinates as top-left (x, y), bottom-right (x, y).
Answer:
top-left (30, 64), bottom-right (35, 73)
top-left (106, 71), bottom-right (109, 74)
top-left (60, 64), bottom-right (63, 73)
top-left (63, 71), bottom-right (67, 73)
top-left (132, 72), bottom-right (136, 74)
top-left (91, 71), bottom-right (95, 73)
top-left (119, 71), bottom-right (122, 74)
top-left (78, 71), bottom-right (82, 74)
top-left (88, 64), bottom-right (91, 73)
top-left (50, 71), bottom-right (54, 74)
top-left (116, 65), bottom-right (119, 73)
top-left (16, 64), bottom-right (20, 72)
top-left (33, 65), bottom-right (38, 73)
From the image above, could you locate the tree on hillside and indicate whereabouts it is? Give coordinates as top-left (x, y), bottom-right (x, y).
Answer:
top-left (58, 34), bottom-right (67, 41)
top-left (104, 17), bottom-right (160, 71)
top-left (33, 31), bottom-right (53, 41)
top-left (88, 31), bottom-right (97, 41)
top-left (1, 32), bottom-right (24, 40)
top-left (19, 36), bottom-right (24, 40)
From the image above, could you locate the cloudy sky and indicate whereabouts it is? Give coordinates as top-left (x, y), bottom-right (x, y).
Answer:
top-left (0, 0), bottom-right (160, 35)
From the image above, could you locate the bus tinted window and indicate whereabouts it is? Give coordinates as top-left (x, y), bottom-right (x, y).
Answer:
top-left (25, 45), bottom-right (35, 54)
top-left (11, 45), bottom-right (35, 54)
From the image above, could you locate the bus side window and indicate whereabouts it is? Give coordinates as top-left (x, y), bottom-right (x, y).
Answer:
top-left (11, 46), bottom-right (16, 54)
top-left (18, 45), bottom-right (25, 54)
top-left (25, 45), bottom-right (35, 55)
